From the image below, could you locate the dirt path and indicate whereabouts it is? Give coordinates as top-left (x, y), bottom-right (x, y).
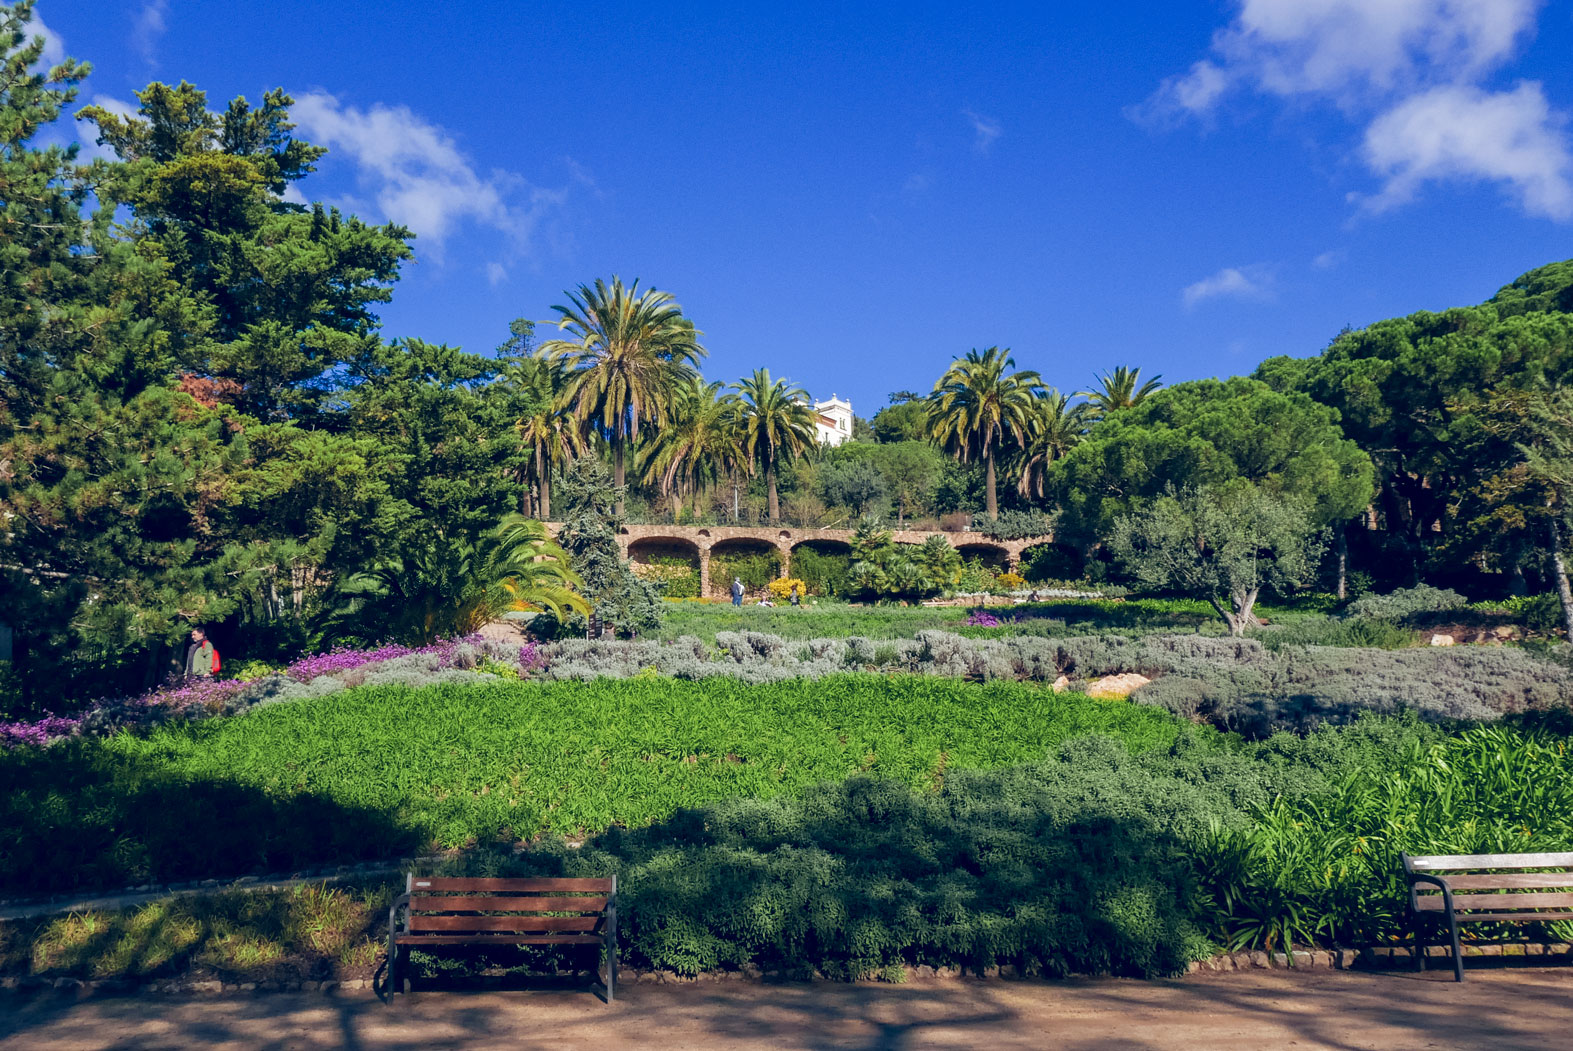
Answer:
top-left (4, 969), bottom-right (1571, 1050)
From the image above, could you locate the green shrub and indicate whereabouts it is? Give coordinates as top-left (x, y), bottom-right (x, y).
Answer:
top-left (711, 551), bottom-right (781, 592)
top-left (1343, 585), bottom-right (1466, 621)
top-left (793, 546), bottom-right (852, 597)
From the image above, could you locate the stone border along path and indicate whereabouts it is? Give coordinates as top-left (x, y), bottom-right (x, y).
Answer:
top-left (4, 943), bottom-right (1571, 999)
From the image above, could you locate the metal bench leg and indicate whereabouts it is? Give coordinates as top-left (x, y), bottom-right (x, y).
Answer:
top-left (1412, 911), bottom-right (1425, 971)
top-left (1447, 913), bottom-right (1464, 982)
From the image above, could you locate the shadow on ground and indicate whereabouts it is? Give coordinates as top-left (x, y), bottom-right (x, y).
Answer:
top-left (4, 970), bottom-right (1573, 1051)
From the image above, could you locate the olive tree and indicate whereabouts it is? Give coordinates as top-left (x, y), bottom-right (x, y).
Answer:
top-left (1109, 485), bottom-right (1325, 636)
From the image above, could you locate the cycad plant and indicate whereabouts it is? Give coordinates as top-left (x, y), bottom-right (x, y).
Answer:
top-left (733, 368), bottom-right (818, 522)
top-left (926, 347), bottom-right (1043, 516)
top-left (331, 515), bottom-right (587, 645)
top-left (539, 277), bottom-right (705, 516)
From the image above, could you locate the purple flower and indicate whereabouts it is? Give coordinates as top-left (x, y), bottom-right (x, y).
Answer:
top-left (1, 633), bottom-right (495, 750)
top-left (965, 610), bottom-right (1001, 627)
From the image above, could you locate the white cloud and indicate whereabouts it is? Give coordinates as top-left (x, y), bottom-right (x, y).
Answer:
top-left (1138, 0), bottom-right (1571, 221)
top-left (1312, 250), bottom-right (1342, 268)
top-left (963, 109), bottom-right (1002, 154)
top-left (290, 91), bottom-right (570, 260)
top-left (73, 94), bottom-right (136, 162)
top-left (1182, 266), bottom-right (1274, 307)
top-left (901, 172), bottom-right (930, 196)
top-left (484, 261), bottom-right (508, 286)
top-left (30, 6), bottom-right (65, 67)
top-left (132, 1), bottom-right (169, 66)
top-left (1146, 0), bottom-right (1542, 117)
top-left (1359, 82), bottom-right (1572, 218)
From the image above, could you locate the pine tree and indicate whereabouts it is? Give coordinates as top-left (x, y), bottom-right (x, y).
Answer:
top-left (552, 459), bottom-right (662, 638)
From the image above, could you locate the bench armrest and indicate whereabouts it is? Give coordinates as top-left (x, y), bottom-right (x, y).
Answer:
top-left (388, 892), bottom-right (411, 938)
top-left (1404, 872), bottom-right (1455, 915)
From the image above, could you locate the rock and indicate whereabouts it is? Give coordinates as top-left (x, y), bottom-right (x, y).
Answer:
top-left (982, 966), bottom-right (1000, 979)
top-left (740, 963), bottom-right (763, 980)
top-left (1524, 944), bottom-right (1543, 956)
top-left (1290, 951), bottom-right (1313, 968)
top-left (1247, 951), bottom-right (1269, 969)
top-left (53, 977), bottom-right (82, 990)
top-left (1337, 950), bottom-right (1358, 970)
top-left (1185, 961), bottom-right (1201, 974)
top-left (192, 980), bottom-right (223, 994)
top-left (997, 964), bottom-right (1019, 979)
top-left (1310, 951), bottom-right (1332, 968)
top-left (1429, 634), bottom-right (1456, 647)
top-left (935, 966), bottom-right (959, 979)
top-left (1085, 672), bottom-right (1152, 699)
top-left (913, 965), bottom-right (936, 979)
top-left (1051, 675), bottom-right (1070, 693)
top-left (1503, 943), bottom-right (1526, 957)
top-left (239, 982), bottom-right (258, 991)
top-left (1271, 952), bottom-right (1291, 968)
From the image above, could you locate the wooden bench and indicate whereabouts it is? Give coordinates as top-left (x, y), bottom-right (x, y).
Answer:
top-left (386, 874), bottom-right (617, 1000)
top-left (1402, 852), bottom-right (1573, 981)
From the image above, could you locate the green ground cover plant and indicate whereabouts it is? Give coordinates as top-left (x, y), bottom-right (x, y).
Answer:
top-left (0, 676), bottom-right (1185, 896)
top-left (13, 713), bottom-right (1568, 984)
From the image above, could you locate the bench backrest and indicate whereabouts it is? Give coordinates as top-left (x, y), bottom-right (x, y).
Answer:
top-left (1404, 852), bottom-right (1573, 919)
top-left (406, 876), bottom-right (615, 938)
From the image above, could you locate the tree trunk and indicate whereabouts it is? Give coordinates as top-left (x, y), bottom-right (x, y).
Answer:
top-left (732, 474), bottom-right (740, 523)
top-left (767, 460), bottom-right (780, 523)
top-left (1209, 587), bottom-right (1260, 637)
top-left (613, 435), bottom-right (626, 518)
top-left (1334, 524), bottom-right (1348, 601)
top-left (534, 445), bottom-right (549, 520)
top-left (1550, 517), bottom-right (1573, 640)
top-left (898, 495), bottom-right (905, 529)
top-left (984, 447), bottom-right (998, 517)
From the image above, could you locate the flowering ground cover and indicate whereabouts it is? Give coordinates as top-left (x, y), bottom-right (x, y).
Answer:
top-left (0, 635), bottom-right (539, 749)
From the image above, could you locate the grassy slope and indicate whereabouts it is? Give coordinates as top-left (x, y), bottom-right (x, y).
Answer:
top-left (0, 675), bottom-right (1186, 896)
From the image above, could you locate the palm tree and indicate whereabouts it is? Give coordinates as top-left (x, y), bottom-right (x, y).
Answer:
top-left (732, 368), bottom-right (818, 522)
top-left (539, 277), bottom-right (706, 516)
top-left (513, 355), bottom-right (582, 521)
top-left (638, 376), bottom-right (743, 520)
top-left (1016, 390), bottom-right (1090, 499)
top-left (1081, 366), bottom-right (1161, 418)
top-left (926, 347), bottom-right (1043, 516)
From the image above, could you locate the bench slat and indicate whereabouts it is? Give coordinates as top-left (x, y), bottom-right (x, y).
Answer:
top-left (395, 933), bottom-right (604, 945)
top-left (409, 914), bottom-right (601, 933)
top-left (1441, 911), bottom-right (1573, 924)
top-left (1416, 892), bottom-right (1573, 912)
top-left (411, 895), bottom-right (607, 913)
top-left (408, 877), bottom-right (614, 892)
top-left (1409, 853), bottom-right (1573, 871)
top-left (1419, 873), bottom-right (1573, 891)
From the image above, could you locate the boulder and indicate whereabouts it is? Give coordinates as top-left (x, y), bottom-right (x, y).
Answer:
top-left (1051, 675), bottom-right (1070, 693)
top-left (1429, 634), bottom-right (1456, 647)
top-left (1085, 672), bottom-right (1151, 699)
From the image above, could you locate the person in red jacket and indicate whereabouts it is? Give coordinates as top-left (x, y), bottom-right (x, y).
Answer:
top-left (183, 626), bottom-right (217, 679)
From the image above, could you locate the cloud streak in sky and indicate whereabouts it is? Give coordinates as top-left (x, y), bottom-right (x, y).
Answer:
top-left (964, 109), bottom-right (1002, 154)
top-left (1182, 265), bottom-right (1274, 307)
top-left (1136, 0), bottom-right (1570, 221)
top-left (291, 91), bottom-right (573, 262)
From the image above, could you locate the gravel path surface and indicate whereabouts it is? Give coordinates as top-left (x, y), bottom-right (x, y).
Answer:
top-left (4, 969), bottom-right (1572, 1050)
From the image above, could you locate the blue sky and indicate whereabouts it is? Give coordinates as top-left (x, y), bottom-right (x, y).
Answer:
top-left (33, 0), bottom-right (1573, 415)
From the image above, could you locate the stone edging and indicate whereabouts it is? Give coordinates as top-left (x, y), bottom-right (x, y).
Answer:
top-left (6, 943), bottom-right (1571, 998)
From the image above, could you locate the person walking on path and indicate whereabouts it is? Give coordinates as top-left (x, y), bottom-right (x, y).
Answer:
top-left (183, 627), bottom-right (217, 679)
top-left (731, 577), bottom-right (745, 606)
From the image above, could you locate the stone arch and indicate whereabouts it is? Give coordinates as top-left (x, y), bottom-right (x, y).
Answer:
top-left (626, 536), bottom-right (704, 599)
top-left (708, 537), bottom-right (782, 598)
top-left (955, 541), bottom-right (1011, 573)
top-left (1018, 541), bottom-right (1083, 582)
top-left (791, 538), bottom-right (853, 597)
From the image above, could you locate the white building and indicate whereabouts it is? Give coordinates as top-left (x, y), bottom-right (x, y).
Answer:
top-left (811, 395), bottom-right (854, 447)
